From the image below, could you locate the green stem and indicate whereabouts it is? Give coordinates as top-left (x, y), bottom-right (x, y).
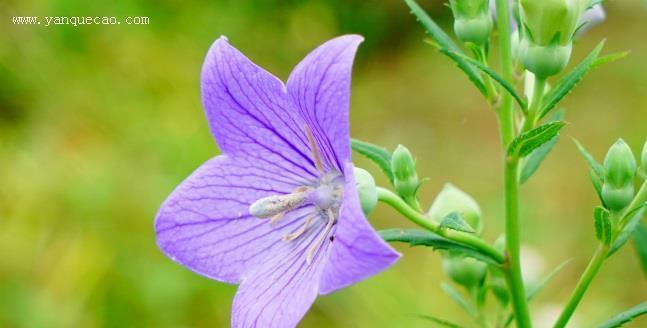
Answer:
top-left (495, 0), bottom-right (515, 146)
top-left (495, 1), bottom-right (533, 326)
top-left (620, 180), bottom-right (647, 227)
top-left (376, 187), bottom-right (505, 264)
top-left (552, 245), bottom-right (609, 328)
top-left (503, 157), bottom-right (533, 328)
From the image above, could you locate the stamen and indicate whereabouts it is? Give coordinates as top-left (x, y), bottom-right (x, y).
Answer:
top-left (282, 214), bottom-right (315, 241)
top-left (306, 208), bottom-right (336, 265)
top-left (249, 189), bottom-right (309, 219)
top-left (304, 125), bottom-right (324, 173)
top-left (269, 212), bottom-right (284, 226)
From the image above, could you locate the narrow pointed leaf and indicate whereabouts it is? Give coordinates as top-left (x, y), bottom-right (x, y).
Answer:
top-left (573, 139), bottom-right (605, 201)
top-left (351, 138), bottom-right (394, 183)
top-left (440, 212), bottom-right (475, 233)
top-left (416, 314), bottom-right (465, 328)
top-left (538, 41), bottom-right (605, 120)
top-left (441, 282), bottom-right (478, 318)
top-left (597, 302), bottom-right (647, 328)
top-left (592, 51), bottom-right (630, 70)
top-left (442, 48), bottom-right (528, 110)
top-left (520, 112), bottom-right (564, 184)
top-left (508, 121), bottom-right (565, 158)
top-left (404, 0), bottom-right (487, 96)
top-left (378, 228), bottom-right (499, 265)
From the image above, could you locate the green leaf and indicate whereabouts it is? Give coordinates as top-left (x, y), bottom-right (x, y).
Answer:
top-left (404, 0), bottom-right (487, 96)
top-left (632, 222), bottom-right (647, 278)
top-left (439, 47), bottom-right (528, 110)
top-left (609, 203), bottom-right (647, 256)
top-left (573, 139), bottom-right (605, 201)
top-left (538, 41), bottom-right (605, 120)
top-left (416, 314), bottom-right (465, 328)
top-left (591, 51), bottom-right (629, 70)
top-left (441, 282), bottom-right (478, 318)
top-left (378, 228), bottom-right (499, 265)
top-left (597, 302), bottom-right (647, 328)
top-left (508, 121), bottom-right (566, 158)
top-left (440, 212), bottom-right (475, 233)
top-left (594, 206), bottom-right (613, 245)
top-left (351, 138), bottom-right (394, 183)
top-left (520, 112), bottom-right (564, 184)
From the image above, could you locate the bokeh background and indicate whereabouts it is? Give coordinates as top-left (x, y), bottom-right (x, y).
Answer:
top-left (1, 0), bottom-right (646, 327)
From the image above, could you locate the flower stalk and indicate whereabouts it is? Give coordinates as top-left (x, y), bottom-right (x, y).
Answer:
top-left (376, 187), bottom-right (505, 264)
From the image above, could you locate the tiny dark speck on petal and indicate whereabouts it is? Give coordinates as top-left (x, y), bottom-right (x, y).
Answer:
top-left (329, 236), bottom-right (334, 242)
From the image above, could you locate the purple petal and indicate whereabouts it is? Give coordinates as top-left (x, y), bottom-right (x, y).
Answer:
top-left (155, 155), bottom-right (316, 283)
top-left (231, 212), bottom-right (333, 328)
top-left (201, 37), bottom-right (319, 182)
top-left (287, 35), bottom-right (363, 172)
top-left (318, 163), bottom-right (400, 294)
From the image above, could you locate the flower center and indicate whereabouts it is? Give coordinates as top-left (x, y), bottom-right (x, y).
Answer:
top-left (248, 125), bottom-right (345, 264)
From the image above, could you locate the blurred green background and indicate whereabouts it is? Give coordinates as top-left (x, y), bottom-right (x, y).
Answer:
top-left (1, 0), bottom-right (646, 327)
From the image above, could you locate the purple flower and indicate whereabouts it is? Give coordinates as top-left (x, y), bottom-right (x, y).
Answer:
top-left (154, 35), bottom-right (400, 327)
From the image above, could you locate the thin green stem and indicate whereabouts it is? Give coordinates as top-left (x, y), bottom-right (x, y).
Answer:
top-left (552, 245), bottom-right (609, 328)
top-left (503, 157), bottom-right (532, 328)
top-left (495, 0), bottom-right (515, 146)
top-left (494, 1), bottom-right (533, 326)
top-left (620, 180), bottom-right (647, 227)
top-left (376, 187), bottom-right (505, 264)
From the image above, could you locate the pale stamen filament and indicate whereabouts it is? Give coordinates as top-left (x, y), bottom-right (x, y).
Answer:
top-left (282, 214), bottom-right (315, 241)
top-left (269, 212), bottom-right (284, 226)
top-left (304, 125), bottom-right (324, 173)
top-left (306, 208), bottom-right (336, 265)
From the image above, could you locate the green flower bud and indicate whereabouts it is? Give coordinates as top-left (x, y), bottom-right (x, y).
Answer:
top-left (518, 38), bottom-right (572, 78)
top-left (450, 0), bottom-right (493, 45)
top-left (602, 139), bottom-right (637, 211)
top-left (442, 255), bottom-right (487, 288)
top-left (428, 183), bottom-right (483, 235)
top-left (353, 167), bottom-right (378, 216)
top-left (391, 145), bottom-right (419, 202)
top-left (518, 0), bottom-right (587, 77)
top-left (519, 0), bottom-right (587, 46)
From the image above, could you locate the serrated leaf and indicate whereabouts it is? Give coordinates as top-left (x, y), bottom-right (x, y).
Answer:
top-left (441, 282), bottom-right (478, 318)
top-left (351, 138), bottom-right (394, 183)
top-left (508, 121), bottom-right (565, 158)
top-left (439, 47), bottom-right (528, 110)
top-left (591, 51), bottom-right (629, 70)
top-left (416, 314), bottom-right (465, 328)
top-left (520, 112), bottom-right (564, 184)
top-left (597, 302), bottom-right (647, 328)
top-left (632, 222), bottom-right (647, 278)
top-left (378, 228), bottom-right (499, 265)
top-left (538, 41), bottom-right (605, 120)
top-left (609, 203), bottom-right (647, 256)
top-left (440, 212), bottom-right (475, 233)
top-left (594, 206), bottom-right (613, 244)
top-left (404, 0), bottom-right (487, 96)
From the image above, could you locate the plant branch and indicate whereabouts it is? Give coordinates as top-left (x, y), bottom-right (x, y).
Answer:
top-left (376, 187), bottom-right (505, 264)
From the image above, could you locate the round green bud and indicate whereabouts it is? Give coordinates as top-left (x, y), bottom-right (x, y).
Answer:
top-left (391, 145), bottom-right (419, 201)
top-left (518, 37), bottom-right (572, 78)
top-left (442, 255), bottom-right (487, 288)
top-left (519, 0), bottom-right (587, 46)
top-left (603, 139), bottom-right (637, 188)
top-left (450, 0), bottom-right (492, 45)
top-left (353, 167), bottom-right (378, 216)
top-left (428, 183), bottom-right (483, 235)
top-left (602, 184), bottom-right (634, 212)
